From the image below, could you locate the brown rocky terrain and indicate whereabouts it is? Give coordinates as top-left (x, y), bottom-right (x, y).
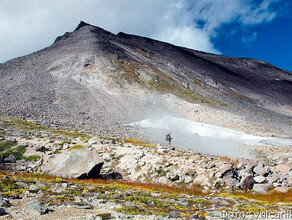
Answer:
top-left (0, 21), bottom-right (292, 138)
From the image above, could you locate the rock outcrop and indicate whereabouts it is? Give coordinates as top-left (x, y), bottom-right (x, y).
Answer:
top-left (41, 148), bottom-right (104, 178)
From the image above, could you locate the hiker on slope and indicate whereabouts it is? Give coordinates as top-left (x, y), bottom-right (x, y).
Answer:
top-left (165, 132), bottom-right (173, 146)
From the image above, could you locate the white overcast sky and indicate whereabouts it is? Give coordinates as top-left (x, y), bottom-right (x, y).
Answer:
top-left (0, 0), bottom-right (278, 63)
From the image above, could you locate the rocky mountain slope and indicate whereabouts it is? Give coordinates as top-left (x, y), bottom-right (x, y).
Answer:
top-left (0, 21), bottom-right (292, 138)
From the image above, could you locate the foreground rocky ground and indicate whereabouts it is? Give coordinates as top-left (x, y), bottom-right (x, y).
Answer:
top-left (1, 172), bottom-right (292, 220)
top-left (0, 115), bottom-right (291, 219)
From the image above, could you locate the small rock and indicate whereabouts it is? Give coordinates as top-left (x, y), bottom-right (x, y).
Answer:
top-left (88, 137), bottom-right (100, 145)
top-left (281, 179), bottom-right (289, 187)
top-left (4, 155), bottom-right (16, 163)
top-left (68, 202), bottom-right (93, 209)
top-left (208, 171), bottom-right (215, 179)
top-left (212, 198), bottom-right (230, 206)
top-left (192, 212), bottom-right (200, 219)
top-left (245, 162), bottom-right (256, 172)
top-left (253, 184), bottom-right (273, 194)
top-left (0, 198), bottom-right (10, 207)
top-left (184, 175), bottom-right (193, 184)
top-left (217, 164), bottom-right (233, 178)
top-left (36, 182), bottom-right (46, 188)
top-left (124, 201), bottom-right (135, 207)
top-left (27, 199), bottom-right (49, 215)
top-left (159, 177), bottom-right (172, 185)
top-left (178, 198), bottom-right (187, 203)
top-left (0, 207), bottom-right (7, 216)
top-left (208, 163), bottom-right (216, 169)
top-left (86, 214), bottom-right (96, 220)
top-left (266, 175), bottom-right (279, 184)
top-left (222, 170), bottom-right (239, 187)
top-left (192, 174), bottom-right (211, 187)
top-left (214, 179), bottom-right (225, 189)
top-left (63, 143), bottom-right (70, 149)
top-left (148, 201), bottom-right (156, 206)
top-left (253, 162), bottom-right (267, 176)
top-left (254, 176), bottom-right (266, 183)
top-left (169, 212), bottom-right (180, 218)
top-left (36, 146), bottom-right (48, 152)
top-left (16, 181), bottom-right (29, 189)
top-left (181, 202), bottom-right (189, 207)
top-left (236, 163), bottom-right (245, 170)
top-left (29, 185), bottom-right (39, 191)
top-left (157, 148), bottom-right (168, 153)
top-left (273, 182), bottom-right (281, 188)
top-left (274, 186), bottom-right (290, 193)
top-left (62, 183), bottom-right (68, 188)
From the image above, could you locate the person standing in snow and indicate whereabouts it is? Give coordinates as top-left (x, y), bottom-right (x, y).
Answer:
top-left (165, 132), bottom-right (173, 146)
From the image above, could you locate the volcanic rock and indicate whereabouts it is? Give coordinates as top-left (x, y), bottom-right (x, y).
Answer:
top-left (238, 175), bottom-right (255, 190)
top-left (253, 184), bottom-right (273, 194)
top-left (41, 148), bottom-right (104, 178)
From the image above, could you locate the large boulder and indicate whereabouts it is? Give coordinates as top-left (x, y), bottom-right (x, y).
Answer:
top-left (253, 183), bottom-right (273, 194)
top-left (274, 186), bottom-right (290, 193)
top-left (0, 207), bottom-right (7, 216)
top-left (215, 163), bottom-right (233, 178)
top-left (87, 137), bottom-right (101, 145)
top-left (192, 173), bottom-right (212, 187)
top-left (253, 162), bottom-right (267, 176)
top-left (254, 176), bottom-right (266, 183)
top-left (26, 199), bottom-right (49, 216)
top-left (222, 170), bottom-right (239, 187)
top-left (245, 162), bottom-right (257, 173)
top-left (42, 148), bottom-right (104, 178)
top-left (266, 175), bottom-right (280, 184)
top-left (238, 175), bottom-right (255, 190)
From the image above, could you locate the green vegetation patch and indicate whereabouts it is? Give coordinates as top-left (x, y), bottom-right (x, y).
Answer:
top-left (68, 145), bottom-right (84, 151)
top-left (124, 138), bottom-right (157, 148)
top-left (55, 130), bottom-right (90, 139)
top-left (96, 213), bottom-right (112, 220)
top-left (63, 189), bottom-right (84, 196)
top-left (0, 116), bottom-right (90, 141)
top-left (151, 78), bottom-right (215, 105)
top-left (115, 206), bottom-right (157, 216)
top-left (0, 140), bottom-right (17, 152)
top-left (0, 177), bottom-right (25, 196)
top-left (155, 168), bottom-right (169, 177)
top-left (228, 88), bottom-right (255, 104)
top-left (24, 155), bottom-right (41, 162)
top-left (10, 117), bottom-right (47, 130)
top-left (0, 145), bottom-right (26, 160)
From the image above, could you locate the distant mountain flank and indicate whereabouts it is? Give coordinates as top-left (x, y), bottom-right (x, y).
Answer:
top-left (0, 21), bottom-right (291, 137)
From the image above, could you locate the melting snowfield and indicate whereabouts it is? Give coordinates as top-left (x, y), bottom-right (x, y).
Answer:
top-left (130, 115), bottom-right (292, 158)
